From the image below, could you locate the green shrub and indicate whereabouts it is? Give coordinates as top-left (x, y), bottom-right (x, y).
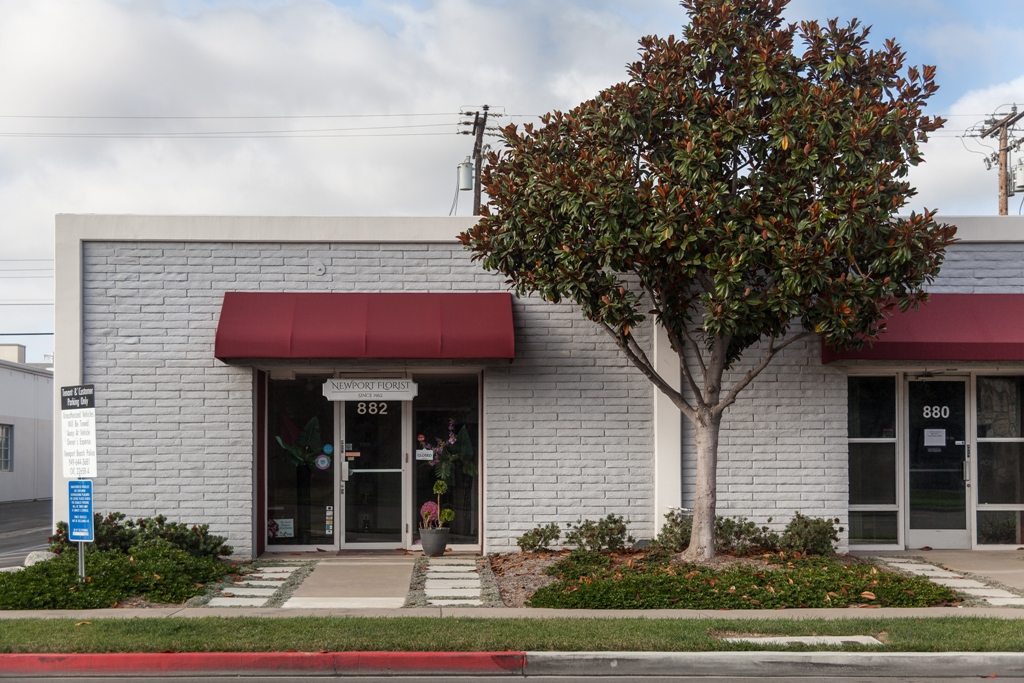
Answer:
top-left (565, 515), bottom-right (634, 553)
top-left (50, 512), bottom-right (232, 559)
top-left (780, 513), bottom-right (843, 556)
top-left (0, 541), bottom-right (230, 610)
top-left (528, 556), bottom-right (956, 610)
top-left (650, 511), bottom-right (778, 556)
top-left (516, 523), bottom-right (561, 552)
top-left (544, 549), bottom-right (612, 581)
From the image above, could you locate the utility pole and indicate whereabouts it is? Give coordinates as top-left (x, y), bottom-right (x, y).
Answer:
top-left (978, 106), bottom-right (1024, 215)
top-left (471, 105), bottom-right (489, 216)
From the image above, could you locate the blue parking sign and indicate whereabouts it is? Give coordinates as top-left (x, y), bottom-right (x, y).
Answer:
top-left (68, 480), bottom-right (94, 543)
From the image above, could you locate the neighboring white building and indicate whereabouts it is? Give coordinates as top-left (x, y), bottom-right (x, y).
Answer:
top-left (0, 350), bottom-right (53, 503)
top-left (52, 214), bottom-right (1024, 557)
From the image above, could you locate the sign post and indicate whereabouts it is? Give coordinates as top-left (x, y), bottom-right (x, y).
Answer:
top-left (68, 480), bottom-right (94, 582)
top-left (61, 385), bottom-right (97, 583)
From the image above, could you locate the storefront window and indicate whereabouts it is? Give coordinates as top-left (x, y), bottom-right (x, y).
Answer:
top-left (848, 376), bottom-right (899, 545)
top-left (977, 377), bottom-right (1024, 544)
top-left (267, 376), bottom-right (335, 547)
top-left (412, 374), bottom-right (479, 545)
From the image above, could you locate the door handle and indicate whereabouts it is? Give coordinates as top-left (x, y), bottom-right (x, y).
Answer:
top-left (963, 459), bottom-right (970, 482)
top-left (342, 461), bottom-right (349, 482)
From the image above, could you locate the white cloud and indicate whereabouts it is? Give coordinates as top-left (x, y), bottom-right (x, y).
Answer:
top-left (0, 0), bottom-right (679, 359)
top-left (908, 73), bottom-right (1024, 218)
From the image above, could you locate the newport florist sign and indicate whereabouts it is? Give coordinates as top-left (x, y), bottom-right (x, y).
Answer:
top-left (322, 378), bottom-right (418, 401)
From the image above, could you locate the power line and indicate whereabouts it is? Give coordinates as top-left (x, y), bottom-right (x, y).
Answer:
top-left (0, 332), bottom-right (53, 336)
top-left (0, 303), bottom-right (54, 306)
top-left (0, 112), bottom-right (460, 120)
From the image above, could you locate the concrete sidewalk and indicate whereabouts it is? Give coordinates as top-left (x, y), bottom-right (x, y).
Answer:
top-left (3, 605), bottom-right (1024, 620)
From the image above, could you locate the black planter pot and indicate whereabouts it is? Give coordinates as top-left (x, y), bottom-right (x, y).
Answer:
top-left (419, 527), bottom-right (450, 557)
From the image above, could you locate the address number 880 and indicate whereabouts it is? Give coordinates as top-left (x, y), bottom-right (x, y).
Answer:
top-left (357, 402), bottom-right (388, 415)
top-left (923, 406), bottom-right (949, 418)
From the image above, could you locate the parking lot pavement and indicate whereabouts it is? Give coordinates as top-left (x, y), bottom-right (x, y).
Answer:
top-left (0, 499), bottom-right (52, 569)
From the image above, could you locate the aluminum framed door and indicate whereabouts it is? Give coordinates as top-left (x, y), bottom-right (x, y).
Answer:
top-left (906, 379), bottom-right (972, 549)
top-left (338, 399), bottom-right (409, 548)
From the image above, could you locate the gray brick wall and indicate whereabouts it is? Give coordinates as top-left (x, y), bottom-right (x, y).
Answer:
top-left (82, 240), bottom-right (653, 555)
top-left (929, 242), bottom-right (1024, 293)
top-left (680, 339), bottom-right (848, 547)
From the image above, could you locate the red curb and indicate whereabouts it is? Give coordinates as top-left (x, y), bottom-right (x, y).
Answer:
top-left (0, 651), bottom-right (527, 676)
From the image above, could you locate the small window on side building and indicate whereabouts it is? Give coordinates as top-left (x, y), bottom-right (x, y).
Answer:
top-left (0, 424), bottom-right (11, 472)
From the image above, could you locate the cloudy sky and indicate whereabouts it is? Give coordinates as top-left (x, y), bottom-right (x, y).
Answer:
top-left (2, 0), bottom-right (1023, 362)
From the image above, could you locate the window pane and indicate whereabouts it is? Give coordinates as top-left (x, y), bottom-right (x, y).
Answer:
top-left (978, 442), bottom-right (1024, 505)
top-left (267, 376), bottom-right (335, 546)
top-left (850, 511), bottom-right (898, 544)
top-left (977, 376), bottom-right (1024, 438)
top-left (849, 442), bottom-right (897, 505)
top-left (978, 510), bottom-right (1024, 545)
top-left (848, 377), bottom-right (896, 439)
top-left (0, 424), bottom-right (10, 471)
top-left (412, 374), bottom-right (479, 545)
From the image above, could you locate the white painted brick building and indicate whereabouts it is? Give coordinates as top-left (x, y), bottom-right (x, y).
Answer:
top-left (54, 215), bottom-right (1024, 556)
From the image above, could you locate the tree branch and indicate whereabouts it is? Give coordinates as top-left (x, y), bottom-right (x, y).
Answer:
top-left (599, 322), bottom-right (696, 421)
top-left (714, 331), bottom-right (814, 415)
top-left (640, 283), bottom-right (707, 409)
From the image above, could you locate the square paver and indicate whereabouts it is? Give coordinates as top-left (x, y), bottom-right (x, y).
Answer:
top-left (425, 580), bottom-right (481, 589)
top-left (426, 566), bottom-right (478, 572)
top-left (221, 587), bottom-right (278, 597)
top-left (232, 581), bottom-right (288, 588)
top-left (207, 597), bottom-right (268, 607)
top-left (424, 588), bottom-right (480, 598)
top-left (427, 599), bottom-right (484, 606)
top-left (984, 597), bottom-right (1024, 606)
top-left (932, 578), bottom-right (987, 588)
top-left (427, 559), bottom-right (477, 565)
top-left (961, 588), bottom-right (1019, 598)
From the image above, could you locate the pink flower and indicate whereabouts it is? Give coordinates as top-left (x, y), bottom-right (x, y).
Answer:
top-left (420, 501), bottom-right (439, 523)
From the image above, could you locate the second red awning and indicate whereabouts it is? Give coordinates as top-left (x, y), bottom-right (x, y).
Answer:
top-left (823, 293), bottom-right (1024, 363)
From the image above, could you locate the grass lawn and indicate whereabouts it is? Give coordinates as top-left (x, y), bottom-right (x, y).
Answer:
top-left (0, 617), bottom-right (1022, 653)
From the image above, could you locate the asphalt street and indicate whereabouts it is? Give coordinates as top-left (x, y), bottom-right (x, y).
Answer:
top-left (2, 677), bottom-right (1022, 682)
top-left (0, 499), bottom-right (53, 569)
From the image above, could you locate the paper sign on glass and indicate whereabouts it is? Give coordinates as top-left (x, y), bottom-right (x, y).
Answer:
top-left (923, 429), bottom-right (946, 447)
top-left (415, 449), bottom-right (434, 461)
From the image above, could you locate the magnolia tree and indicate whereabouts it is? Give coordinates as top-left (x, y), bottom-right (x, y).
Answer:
top-left (459, 0), bottom-right (957, 559)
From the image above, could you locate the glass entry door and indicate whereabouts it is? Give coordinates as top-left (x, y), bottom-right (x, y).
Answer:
top-left (907, 380), bottom-right (971, 549)
top-left (342, 400), bottom-right (405, 546)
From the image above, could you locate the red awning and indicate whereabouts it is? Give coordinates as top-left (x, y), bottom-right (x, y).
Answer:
top-left (823, 293), bottom-right (1024, 363)
top-left (215, 292), bottom-right (515, 360)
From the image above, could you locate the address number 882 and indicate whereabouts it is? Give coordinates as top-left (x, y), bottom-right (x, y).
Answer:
top-left (357, 402), bottom-right (388, 415)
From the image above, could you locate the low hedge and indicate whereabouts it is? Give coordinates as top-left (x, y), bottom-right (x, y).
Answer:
top-left (0, 540), bottom-right (231, 610)
top-left (527, 551), bottom-right (956, 610)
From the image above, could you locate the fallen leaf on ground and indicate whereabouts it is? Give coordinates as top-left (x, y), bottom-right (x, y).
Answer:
top-left (74, 622), bottom-right (91, 626)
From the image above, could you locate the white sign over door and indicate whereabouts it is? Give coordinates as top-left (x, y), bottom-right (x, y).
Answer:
top-left (61, 384), bottom-right (97, 478)
top-left (322, 378), bottom-right (418, 401)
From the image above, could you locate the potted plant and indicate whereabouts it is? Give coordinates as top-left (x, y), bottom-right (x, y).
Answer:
top-left (419, 480), bottom-right (455, 556)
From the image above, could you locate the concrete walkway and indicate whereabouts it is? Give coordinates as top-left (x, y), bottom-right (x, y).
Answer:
top-left (280, 555), bottom-right (415, 609)
top-left (868, 549), bottom-right (1024, 591)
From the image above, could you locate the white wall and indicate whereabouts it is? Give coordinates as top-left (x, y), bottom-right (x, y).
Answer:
top-left (0, 360), bottom-right (53, 502)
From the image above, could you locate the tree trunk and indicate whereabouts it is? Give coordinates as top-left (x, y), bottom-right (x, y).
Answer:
top-left (682, 411), bottom-right (722, 560)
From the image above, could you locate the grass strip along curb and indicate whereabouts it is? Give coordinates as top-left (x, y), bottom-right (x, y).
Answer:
top-left (0, 651), bottom-right (1022, 678)
top-left (2, 616), bottom-right (1024, 653)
